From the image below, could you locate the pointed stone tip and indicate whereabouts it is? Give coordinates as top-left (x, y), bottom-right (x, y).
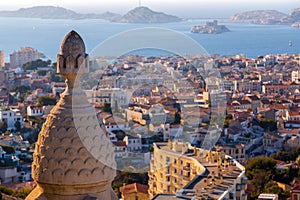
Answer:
top-left (60, 30), bottom-right (86, 57)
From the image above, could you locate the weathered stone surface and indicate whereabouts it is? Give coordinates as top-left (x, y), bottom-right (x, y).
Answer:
top-left (26, 31), bottom-right (117, 200)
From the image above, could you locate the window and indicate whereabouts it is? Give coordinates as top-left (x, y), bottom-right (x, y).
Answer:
top-left (166, 156), bottom-right (170, 163)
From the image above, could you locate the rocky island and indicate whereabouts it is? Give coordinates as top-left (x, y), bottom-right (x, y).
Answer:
top-left (112, 6), bottom-right (182, 23)
top-left (191, 20), bottom-right (230, 34)
top-left (0, 5), bottom-right (181, 24)
top-left (231, 8), bottom-right (300, 27)
top-left (231, 10), bottom-right (287, 24)
top-left (0, 6), bottom-right (121, 20)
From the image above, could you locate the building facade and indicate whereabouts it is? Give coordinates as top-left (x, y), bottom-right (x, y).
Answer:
top-left (0, 50), bottom-right (4, 67)
top-left (10, 47), bottom-right (41, 67)
top-left (149, 140), bottom-right (247, 200)
top-left (0, 108), bottom-right (23, 131)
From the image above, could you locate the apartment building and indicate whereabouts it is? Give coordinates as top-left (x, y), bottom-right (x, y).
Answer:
top-left (0, 108), bottom-right (23, 131)
top-left (0, 50), bottom-right (4, 67)
top-left (149, 140), bottom-right (247, 200)
top-left (10, 47), bottom-right (41, 67)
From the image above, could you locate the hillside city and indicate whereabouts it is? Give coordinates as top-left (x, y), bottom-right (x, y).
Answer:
top-left (0, 46), bottom-right (299, 200)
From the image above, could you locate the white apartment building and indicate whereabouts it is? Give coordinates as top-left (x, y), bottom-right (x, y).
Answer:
top-left (10, 47), bottom-right (41, 67)
top-left (27, 105), bottom-right (44, 117)
top-left (0, 108), bottom-right (23, 131)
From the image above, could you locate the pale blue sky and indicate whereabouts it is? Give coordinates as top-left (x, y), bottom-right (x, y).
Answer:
top-left (2, 0), bottom-right (300, 18)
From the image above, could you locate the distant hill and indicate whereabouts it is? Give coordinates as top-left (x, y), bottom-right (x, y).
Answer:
top-left (231, 8), bottom-right (300, 27)
top-left (0, 6), bottom-right (121, 20)
top-left (231, 10), bottom-right (288, 24)
top-left (0, 6), bottom-right (83, 19)
top-left (113, 6), bottom-right (182, 23)
top-left (0, 6), bottom-right (180, 23)
top-left (288, 8), bottom-right (300, 27)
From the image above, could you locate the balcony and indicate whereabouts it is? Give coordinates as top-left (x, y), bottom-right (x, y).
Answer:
top-left (162, 181), bottom-right (171, 186)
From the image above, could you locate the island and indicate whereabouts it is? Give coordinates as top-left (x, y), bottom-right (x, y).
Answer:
top-left (231, 8), bottom-right (300, 27)
top-left (0, 6), bottom-right (181, 24)
top-left (191, 20), bottom-right (230, 34)
top-left (231, 10), bottom-right (288, 25)
top-left (112, 6), bottom-right (182, 23)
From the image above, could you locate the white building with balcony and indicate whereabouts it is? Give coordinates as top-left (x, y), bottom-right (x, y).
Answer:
top-left (0, 108), bottom-right (23, 131)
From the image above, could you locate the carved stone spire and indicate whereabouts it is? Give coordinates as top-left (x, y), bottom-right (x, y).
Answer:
top-left (57, 30), bottom-right (89, 90)
top-left (26, 31), bottom-right (117, 200)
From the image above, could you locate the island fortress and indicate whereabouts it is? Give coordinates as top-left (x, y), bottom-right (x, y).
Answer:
top-left (26, 31), bottom-right (117, 200)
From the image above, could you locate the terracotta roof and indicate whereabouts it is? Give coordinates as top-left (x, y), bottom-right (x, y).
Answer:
top-left (2, 181), bottom-right (37, 190)
top-left (239, 100), bottom-right (251, 105)
top-left (292, 179), bottom-right (300, 190)
top-left (120, 183), bottom-right (149, 195)
top-left (261, 99), bottom-right (270, 105)
top-left (112, 141), bottom-right (126, 147)
top-left (289, 110), bottom-right (300, 116)
top-left (264, 132), bottom-right (283, 139)
top-left (246, 95), bottom-right (260, 101)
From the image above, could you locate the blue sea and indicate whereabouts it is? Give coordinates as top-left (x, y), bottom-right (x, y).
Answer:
top-left (0, 17), bottom-right (299, 61)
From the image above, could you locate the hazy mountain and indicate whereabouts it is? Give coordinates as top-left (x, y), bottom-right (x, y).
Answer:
top-left (231, 10), bottom-right (288, 24)
top-left (113, 6), bottom-right (182, 23)
top-left (0, 6), bottom-right (121, 20)
top-left (287, 8), bottom-right (300, 27)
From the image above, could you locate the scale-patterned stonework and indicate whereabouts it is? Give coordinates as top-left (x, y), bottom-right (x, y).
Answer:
top-left (26, 31), bottom-right (117, 200)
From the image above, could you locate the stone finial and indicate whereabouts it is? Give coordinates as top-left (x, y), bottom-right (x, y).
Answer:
top-left (26, 31), bottom-right (117, 200)
top-left (57, 30), bottom-right (89, 88)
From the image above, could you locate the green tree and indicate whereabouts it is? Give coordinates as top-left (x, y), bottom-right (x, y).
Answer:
top-left (0, 121), bottom-right (7, 133)
top-left (36, 70), bottom-right (47, 76)
top-left (225, 114), bottom-right (233, 120)
top-left (1, 145), bottom-right (15, 154)
top-left (264, 181), bottom-right (290, 200)
top-left (0, 186), bottom-right (13, 195)
top-left (246, 157), bottom-right (276, 198)
top-left (4, 130), bottom-right (11, 135)
top-left (259, 119), bottom-right (277, 131)
top-left (246, 157), bottom-right (276, 179)
top-left (271, 147), bottom-right (300, 162)
top-left (14, 121), bottom-right (21, 132)
top-left (12, 85), bottom-right (31, 94)
top-left (12, 188), bottom-right (33, 198)
top-left (112, 182), bottom-right (123, 198)
top-left (38, 96), bottom-right (57, 106)
top-left (174, 112), bottom-right (181, 124)
top-left (50, 72), bottom-right (65, 82)
top-left (22, 59), bottom-right (50, 71)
